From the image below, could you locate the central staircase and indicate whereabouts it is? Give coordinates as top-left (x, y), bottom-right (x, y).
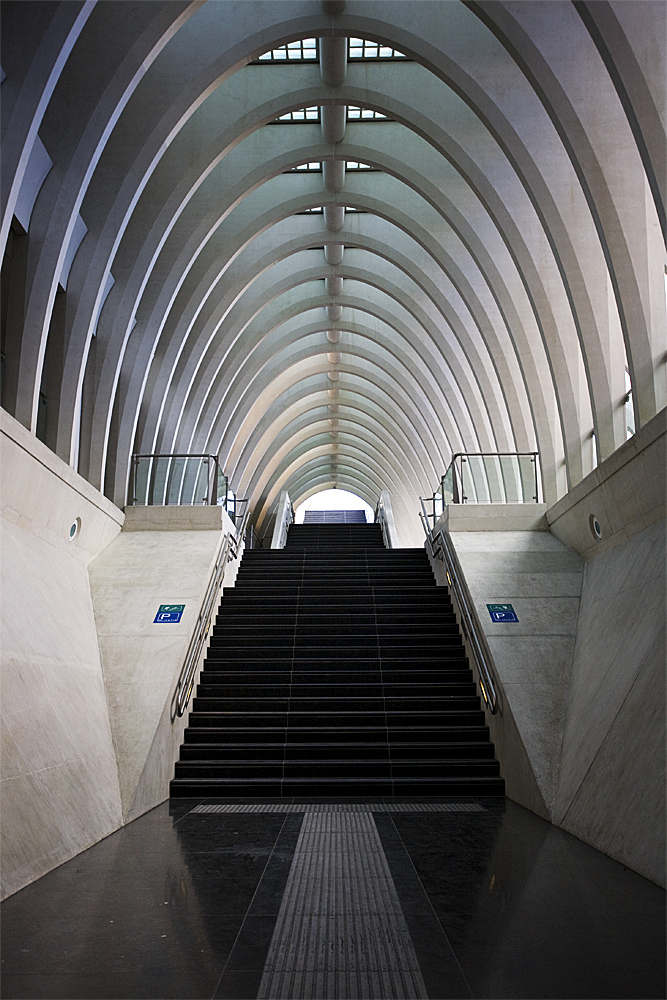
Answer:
top-left (170, 519), bottom-right (504, 797)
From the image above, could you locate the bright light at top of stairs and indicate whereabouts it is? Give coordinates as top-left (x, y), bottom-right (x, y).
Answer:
top-left (295, 488), bottom-right (374, 523)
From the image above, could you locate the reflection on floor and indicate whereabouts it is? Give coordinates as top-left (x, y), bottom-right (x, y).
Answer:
top-left (1, 796), bottom-right (665, 1000)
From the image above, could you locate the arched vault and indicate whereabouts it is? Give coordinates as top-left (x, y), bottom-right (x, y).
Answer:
top-left (2, 0), bottom-right (664, 541)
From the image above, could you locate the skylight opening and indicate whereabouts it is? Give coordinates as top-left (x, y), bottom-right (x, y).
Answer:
top-left (256, 38), bottom-right (318, 62)
top-left (296, 206), bottom-right (324, 214)
top-left (288, 162), bottom-right (323, 172)
top-left (348, 38), bottom-right (406, 59)
top-left (347, 107), bottom-right (388, 120)
top-left (345, 161), bottom-right (375, 171)
top-left (273, 107), bottom-right (320, 123)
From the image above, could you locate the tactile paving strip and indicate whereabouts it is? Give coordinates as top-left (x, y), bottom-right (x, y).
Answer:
top-left (256, 810), bottom-right (428, 1000)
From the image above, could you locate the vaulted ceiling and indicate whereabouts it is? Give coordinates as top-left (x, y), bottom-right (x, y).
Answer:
top-left (2, 0), bottom-right (665, 538)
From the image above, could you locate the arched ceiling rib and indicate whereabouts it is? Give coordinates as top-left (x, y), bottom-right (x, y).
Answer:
top-left (2, 0), bottom-right (664, 542)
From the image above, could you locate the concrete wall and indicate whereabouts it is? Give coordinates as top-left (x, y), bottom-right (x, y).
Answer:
top-left (554, 519), bottom-right (665, 885)
top-left (428, 513), bottom-right (583, 822)
top-left (428, 412), bottom-right (666, 885)
top-left (88, 505), bottom-right (242, 824)
top-left (547, 408), bottom-right (665, 561)
top-left (549, 409), bottom-right (665, 884)
top-left (1, 411), bottom-right (124, 899)
top-left (1, 410), bottom-right (244, 898)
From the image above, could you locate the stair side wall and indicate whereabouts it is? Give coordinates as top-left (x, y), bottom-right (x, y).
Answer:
top-left (0, 412), bottom-right (124, 899)
top-left (428, 524), bottom-right (582, 820)
top-left (554, 518), bottom-right (665, 886)
top-left (88, 505), bottom-right (243, 824)
top-left (430, 409), bottom-right (666, 885)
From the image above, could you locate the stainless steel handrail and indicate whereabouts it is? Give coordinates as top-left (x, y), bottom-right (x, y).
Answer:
top-left (419, 498), bottom-right (498, 715)
top-left (171, 500), bottom-right (250, 719)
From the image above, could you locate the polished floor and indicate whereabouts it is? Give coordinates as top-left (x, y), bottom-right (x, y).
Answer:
top-left (1, 796), bottom-right (664, 1000)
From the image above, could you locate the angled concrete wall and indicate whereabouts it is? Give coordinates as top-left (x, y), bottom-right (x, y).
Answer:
top-left (429, 413), bottom-right (666, 885)
top-left (1, 411), bottom-right (124, 899)
top-left (554, 518), bottom-right (665, 886)
top-left (1, 410), bottom-right (244, 897)
top-left (88, 504), bottom-right (242, 824)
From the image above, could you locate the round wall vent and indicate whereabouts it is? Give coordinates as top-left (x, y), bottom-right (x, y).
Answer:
top-left (589, 514), bottom-right (602, 541)
top-left (69, 517), bottom-right (81, 542)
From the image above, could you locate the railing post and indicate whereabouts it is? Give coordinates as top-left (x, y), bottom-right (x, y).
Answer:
top-left (271, 491), bottom-right (293, 548)
top-left (452, 454), bottom-right (461, 504)
top-left (128, 456), bottom-right (137, 506)
top-left (208, 457), bottom-right (218, 506)
top-left (376, 490), bottom-right (398, 548)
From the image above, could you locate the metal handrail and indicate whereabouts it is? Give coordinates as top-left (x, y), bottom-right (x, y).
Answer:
top-left (419, 497), bottom-right (498, 715)
top-left (171, 499), bottom-right (250, 719)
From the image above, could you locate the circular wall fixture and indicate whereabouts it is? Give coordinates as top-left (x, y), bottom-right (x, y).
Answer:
top-left (589, 514), bottom-right (603, 541)
top-left (69, 517), bottom-right (82, 542)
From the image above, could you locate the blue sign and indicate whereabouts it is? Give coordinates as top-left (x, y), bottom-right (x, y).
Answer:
top-left (487, 603), bottom-right (519, 623)
top-left (154, 604), bottom-right (185, 623)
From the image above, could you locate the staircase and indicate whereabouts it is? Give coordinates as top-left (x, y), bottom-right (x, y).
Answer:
top-left (170, 520), bottom-right (504, 797)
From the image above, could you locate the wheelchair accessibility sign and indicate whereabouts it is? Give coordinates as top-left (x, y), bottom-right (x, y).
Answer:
top-left (487, 603), bottom-right (519, 623)
top-left (154, 604), bottom-right (185, 623)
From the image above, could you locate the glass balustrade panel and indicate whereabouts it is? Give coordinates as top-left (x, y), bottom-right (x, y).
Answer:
top-left (451, 454), bottom-right (539, 503)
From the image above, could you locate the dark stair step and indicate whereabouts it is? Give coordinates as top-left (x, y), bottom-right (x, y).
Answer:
top-left (196, 682), bottom-right (478, 698)
top-left (183, 725), bottom-right (492, 744)
top-left (186, 710), bottom-right (487, 728)
top-left (179, 740), bottom-right (497, 761)
top-left (191, 695), bottom-right (482, 713)
top-left (169, 775), bottom-right (506, 797)
top-left (174, 759), bottom-right (500, 779)
top-left (202, 656), bottom-right (470, 670)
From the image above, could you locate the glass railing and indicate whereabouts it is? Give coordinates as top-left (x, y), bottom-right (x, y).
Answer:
top-left (129, 453), bottom-right (228, 508)
top-left (442, 452), bottom-right (540, 506)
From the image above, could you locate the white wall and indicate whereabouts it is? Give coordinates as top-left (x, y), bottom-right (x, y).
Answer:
top-left (554, 519), bottom-right (665, 885)
top-left (1, 412), bottom-right (124, 899)
top-left (427, 411), bottom-right (666, 885)
top-left (428, 511), bottom-right (583, 822)
top-left (88, 504), bottom-right (242, 823)
top-left (1, 411), bottom-right (244, 897)
top-left (451, 528), bottom-right (582, 816)
top-left (549, 410), bottom-right (666, 884)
